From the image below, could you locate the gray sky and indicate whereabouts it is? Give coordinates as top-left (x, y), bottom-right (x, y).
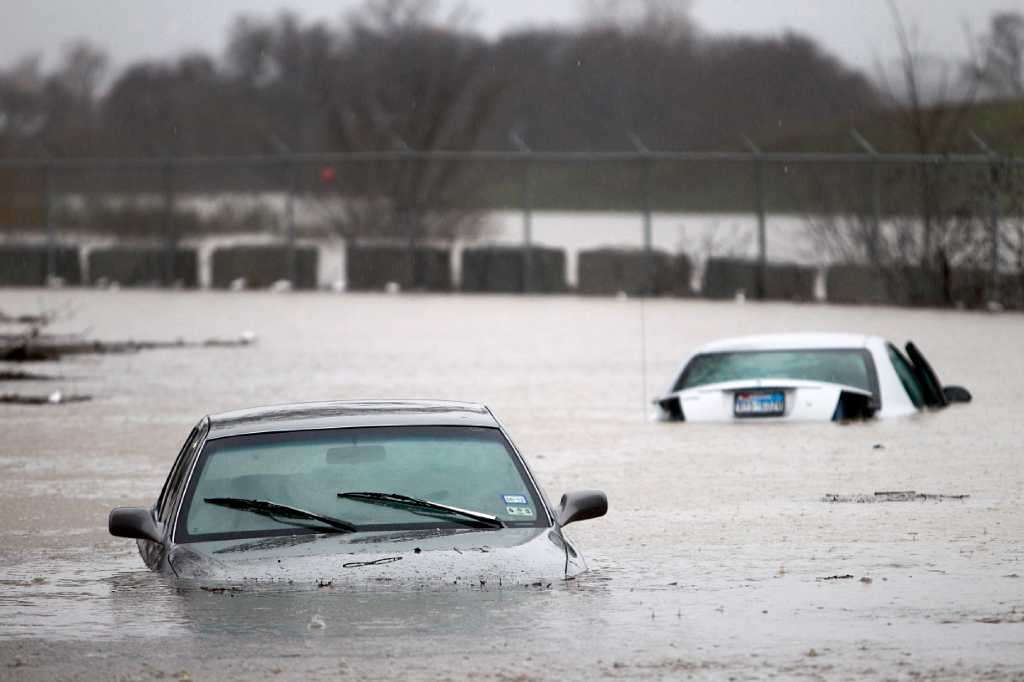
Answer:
top-left (0, 0), bottom-right (1016, 75)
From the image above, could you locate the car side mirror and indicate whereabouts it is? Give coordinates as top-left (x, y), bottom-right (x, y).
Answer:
top-left (557, 490), bottom-right (608, 527)
top-left (942, 385), bottom-right (972, 404)
top-left (109, 507), bottom-right (162, 543)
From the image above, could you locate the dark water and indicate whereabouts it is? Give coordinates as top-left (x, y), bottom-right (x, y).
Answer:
top-left (1, 290), bottom-right (1022, 679)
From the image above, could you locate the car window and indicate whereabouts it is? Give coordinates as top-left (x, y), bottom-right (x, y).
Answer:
top-left (674, 350), bottom-right (874, 393)
top-left (157, 423), bottom-right (206, 523)
top-left (887, 344), bottom-right (926, 409)
top-left (179, 426), bottom-right (546, 542)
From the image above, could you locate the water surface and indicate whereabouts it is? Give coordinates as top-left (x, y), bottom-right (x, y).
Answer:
top-left (1, 290), bottom-right (1022, 679)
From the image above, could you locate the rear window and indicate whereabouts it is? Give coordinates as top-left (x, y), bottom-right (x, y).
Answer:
top-left (675, 349), bottom-right (874, 393)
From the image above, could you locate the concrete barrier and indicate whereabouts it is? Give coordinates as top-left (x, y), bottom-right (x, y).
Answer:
top-left (346, 245), bottom-right (451, 291)
top-left (577, 248), bottom-right (679, 296)
top-left (826, 264), bottom-right (952, 307)
top-left (0, 244), bottom-right (81, 286)
top-left (703, 258), bottom-right (815, 301)
top-left (896, 267), bottom-right (945, 307)
top-left (1000, 274), bottom-right (1024, 310)
top-left (88, 246), bottom-right (198, 287)
top-left (824, 265), bottom-right (889, 305)
top-left (461, 246), bottom-right (567, 294)
top-left (672, 254), bottom-right (694, 297)
top-left (949, 269), bottom-right (988, 309)
top-left (211, 245), bottom-right (318, 289)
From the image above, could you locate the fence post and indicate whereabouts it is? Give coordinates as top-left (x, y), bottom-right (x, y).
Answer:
top-left (851, 130), bottom-right (882, 264)
top-left (988, 164), bottom-right (1001, 305)
top-left (160, 157), bottom-right (176, 286)
top-left (743, 137), bottom-right (767, 300)
top-left (43, 160), bottom-right (56, 283)
top-left (970, 131), bottom-right (1001, 305)
top-left (284, 159), bottom-right (297, 286)
top-left (630, 133), bottom-right (654, 296)
top-left (269, 136), bottom-right (298, 286)
top-left (511, 132), bottom-right (533, 293)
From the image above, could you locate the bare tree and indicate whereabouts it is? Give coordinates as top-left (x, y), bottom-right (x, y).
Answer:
top-left (875, 0), bottom-right (979, 276)
top-left (56, 41), bottom-right (108, 103)
top-left (318, 0), bottom-right (503, 248)
top-left (581, 0), bottom-right (696, 45)
top-left (968, 12), bottom-right (1024, 98)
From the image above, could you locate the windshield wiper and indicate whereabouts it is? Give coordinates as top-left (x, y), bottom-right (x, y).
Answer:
top-left (203, 497), bottom-right (357, 533)
top-left (337, 492), bottom-right (505, 529)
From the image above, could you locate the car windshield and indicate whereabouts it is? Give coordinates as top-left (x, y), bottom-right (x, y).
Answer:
top-left (675, 350), bottom-right (874, 393)
top-left (179, 426), bottom-right (544, 542)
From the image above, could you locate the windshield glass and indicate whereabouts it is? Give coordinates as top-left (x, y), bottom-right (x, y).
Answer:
top-left (179, 426), bottom-right (544, 542)
top-left (675, 350), bottom-right (874, 393)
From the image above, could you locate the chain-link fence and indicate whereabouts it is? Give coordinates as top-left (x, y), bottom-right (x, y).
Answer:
top-left (1, 147), bottom-right (1022, 306)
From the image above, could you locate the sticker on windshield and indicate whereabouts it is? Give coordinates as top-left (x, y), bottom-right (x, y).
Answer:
top-left (506, 506), bottom-right (534, 517)
top-left (502, 494), bottom-right (528, 505)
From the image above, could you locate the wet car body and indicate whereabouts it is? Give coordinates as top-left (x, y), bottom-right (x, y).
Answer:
top-left (654, 333), bottom-right (971, 422)
top-left (110, 400), bottom-right (607, 586)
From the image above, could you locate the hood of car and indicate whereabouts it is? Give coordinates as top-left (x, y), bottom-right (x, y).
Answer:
top-left (168, 525), bottom-right (583, 586)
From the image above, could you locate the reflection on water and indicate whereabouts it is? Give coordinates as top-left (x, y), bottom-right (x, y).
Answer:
top-left (1, 290), bottom-right (1023, 678)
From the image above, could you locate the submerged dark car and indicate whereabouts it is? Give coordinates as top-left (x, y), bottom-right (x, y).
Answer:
top-left (109, 400), bottom-right (607, 585)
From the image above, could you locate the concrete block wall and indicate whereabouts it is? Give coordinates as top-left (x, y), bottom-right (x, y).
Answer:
top-left (577, 248), bottom-right (684, 296)
top-left (0, 244), bottom-right (82, 286)
top-left (346, 245), bottom-right (451, 291)
top-left (210, 245), bottom-right (318, 289)
top-left (824, 265), bottom-right (889, 305)
top-left (88, 246), bottom-right (198, 287)
top-left (703, 258), bottom-right (816, 301)
top-left (461, 246), bottom-right (567, 293)
top-left (825, 265), bottom-right (991, 308)
top-left (672, 254), bottom-right (694, 297)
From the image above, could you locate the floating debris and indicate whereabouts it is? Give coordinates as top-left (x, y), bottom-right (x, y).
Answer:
top-left (0, 370), bottom-right (59, 381)
top-left (342, 556), bottom-right (402, 568)
top-left (817, 574), bottom-right (854, 581)
top-left (1, 331), bottom-right (257, 362)
top-left (823, 491), bottom-right (970, 503)
top-left (0, 311), bottom-right (54, 326)
top-left (975, 612), bottom-right (1024, 624)
top-left (0, 392), bottom-right (91, 405)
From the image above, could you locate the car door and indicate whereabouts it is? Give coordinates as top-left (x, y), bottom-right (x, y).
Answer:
top-left (141, 420), bottom-right (208, 568)
top-left (905, 342), bottom-right (948, 408)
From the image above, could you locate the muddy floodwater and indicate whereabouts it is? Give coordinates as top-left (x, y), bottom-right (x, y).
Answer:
top-left (1, 290), bottom-right (1022, 680)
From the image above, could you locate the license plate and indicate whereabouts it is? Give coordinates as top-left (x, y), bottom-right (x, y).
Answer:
top-left (734, 390), bottom-right (785, 417)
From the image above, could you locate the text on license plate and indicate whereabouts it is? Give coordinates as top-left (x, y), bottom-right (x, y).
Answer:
top-left (734, 390), bottom-right (785, 417)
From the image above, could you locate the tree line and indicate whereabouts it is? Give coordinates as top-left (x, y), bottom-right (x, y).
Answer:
top-left (0, 1), bottom-right (888, 159)
top-left (0, 0), bottom-right (1021, 273)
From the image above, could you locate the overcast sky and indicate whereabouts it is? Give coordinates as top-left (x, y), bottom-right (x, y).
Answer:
top-left (0, 0), bottom-right (1016, 75)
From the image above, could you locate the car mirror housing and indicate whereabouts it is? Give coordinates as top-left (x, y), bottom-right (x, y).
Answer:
top-left (942, 385), bottom-right (972, 404)
top-left (557, 490), bottom-right (608, 527)
top-left (109, 507), bottom-right (162, 543)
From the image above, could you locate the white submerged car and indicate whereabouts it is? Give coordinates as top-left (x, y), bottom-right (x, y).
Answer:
top-left (654, 333), bottom-right (971, 423)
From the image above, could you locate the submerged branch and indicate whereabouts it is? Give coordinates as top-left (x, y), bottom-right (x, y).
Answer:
top-left (0, 332), bottom-right (257, 362)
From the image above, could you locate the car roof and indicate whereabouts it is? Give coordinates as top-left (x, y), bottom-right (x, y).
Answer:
top-left (695, 333), bottom-right (880, 354)
top-left (206, 399), bottom-right (498, 439)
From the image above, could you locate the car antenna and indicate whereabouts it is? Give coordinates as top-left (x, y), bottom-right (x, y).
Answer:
top-left (629, 131), bottom-right (654, 422)
top-left (640, 294), bottom-right (649, 421)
